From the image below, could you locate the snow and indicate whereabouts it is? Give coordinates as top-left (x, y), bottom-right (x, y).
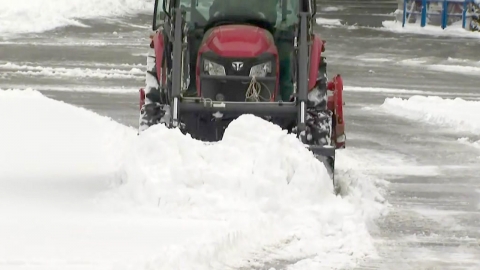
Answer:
top-left (381, 95), bottom-right (480, 134)
top-left (0, 85), bottom-right (140, 94)
top-left (458, 137), bottom-right (480, 150)
top-left (0, 62), bottom-right (144, 80)
top-left (396, 58), bottom-right (480, 76)
top-left (476, 189), bottom-right (480, 210)
top-left (0, 89), bottom-right (222, 270)
top-left (316, 17), bottom-right (344, 26)
top-left (447, 57), bottom-right (480, 66)
top-left (321, 6), bottom-right (345, 12)
top-left (0, 89), bottom-right (384, 269)
top-left (427, 64), bottom-right (480, 76)
top-left (345, 86), bottom-right (480, 98)
top-left (381, 20), bottom-right (480, 39)
top-left (0, 0), bottom-right (154, 36)
top-left (111, 115), bottom-right (380, 269)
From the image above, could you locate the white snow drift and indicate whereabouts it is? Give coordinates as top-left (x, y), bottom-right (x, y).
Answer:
top-left (381, 95), bottom-right (480, 148)
top-left (381, 95), bottom-right (480, 134)
top-left (112, 114), bottom-right (378, 269)
top-left (0, 89), bottom-right (227, 270)
top-left (0, 89), bottom-right (132, 177)
top-left (0, 0), bottom-right (154, 35)
top-left (0, 89), bottom-right (382, 269)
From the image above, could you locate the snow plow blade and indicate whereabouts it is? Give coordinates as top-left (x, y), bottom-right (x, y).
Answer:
top-left (178, 99), bottom-right (335, 155)
top-left (308, 145), bottom-right (335, 157)
top-left (179, 100), bottom-right (297, 116)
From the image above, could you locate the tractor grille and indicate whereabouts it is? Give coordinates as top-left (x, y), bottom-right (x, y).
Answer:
top-left (201, 51), bottom-right (277, 77)
top-left (198, 51), bottom-right (278, 102)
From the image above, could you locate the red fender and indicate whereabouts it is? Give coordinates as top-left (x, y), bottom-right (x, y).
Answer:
top-left (152, 32), bottom-right (165, 85)
top-left (140, 32), bottom-right (165, 111)
top-left (139, 88), bottom-right (146, 110)
top-left (332, 75), bottom-right (345, 148)
top-left (308, 35), bottom-right (325, 91)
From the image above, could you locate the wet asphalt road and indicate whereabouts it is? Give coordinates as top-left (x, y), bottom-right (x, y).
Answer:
top-left (1, 0), bottom-right (480, 269)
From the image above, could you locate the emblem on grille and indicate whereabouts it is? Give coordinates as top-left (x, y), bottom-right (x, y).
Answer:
top-left (232, 61), bottom-right (244, 71)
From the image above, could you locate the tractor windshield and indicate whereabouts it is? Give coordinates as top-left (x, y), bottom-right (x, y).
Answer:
top-left (156, 0), bottom-right (298, 31)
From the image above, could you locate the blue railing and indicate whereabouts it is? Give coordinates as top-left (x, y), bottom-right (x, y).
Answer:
top-left (402, 0), bottom-right (477, 29)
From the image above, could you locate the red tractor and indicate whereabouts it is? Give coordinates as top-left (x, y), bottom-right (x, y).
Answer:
top-left (139, 0), bottom-right (346, 186)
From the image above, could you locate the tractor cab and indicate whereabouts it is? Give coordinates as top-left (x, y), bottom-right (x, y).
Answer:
top-left (154, 0), bottom-right (299, 101)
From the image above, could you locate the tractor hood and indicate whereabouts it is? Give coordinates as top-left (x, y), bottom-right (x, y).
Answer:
top-left (202, 25), bottom-right (276, 58)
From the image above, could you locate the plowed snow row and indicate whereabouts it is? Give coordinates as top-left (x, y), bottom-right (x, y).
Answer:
top-left (0, 89), bottom-right (385, 269)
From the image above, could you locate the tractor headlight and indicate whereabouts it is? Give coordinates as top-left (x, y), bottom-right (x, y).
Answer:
top-left (249, 61), bottom-right (272, 77)
top-left (203, 59), bottom-right (225, 76)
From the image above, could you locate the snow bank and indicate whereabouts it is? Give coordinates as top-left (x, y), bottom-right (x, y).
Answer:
top-left (0, 89), bottom-right (134, 177)
top-left (0, 0), bottom-right (153, 35)
top-left (112, 115), bottom-right (379, 269)
top-left (0, 89), bottom-right (233, 267)
top-left (381, 20), bottom-right (480, 39)
top-left (381, 95), bottom-right (480, 134)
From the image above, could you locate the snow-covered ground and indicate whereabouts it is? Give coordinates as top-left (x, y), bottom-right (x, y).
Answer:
top-left (381, 20), bottom-right (480, 39)
top-left (0, 0), bottom-right (153, 36)
top-left (316, 17), bottom-right (344, 26)
top-left (0, 89), bottom-right (387, 269)
top-left (381, 95), bottom-right (480, 149)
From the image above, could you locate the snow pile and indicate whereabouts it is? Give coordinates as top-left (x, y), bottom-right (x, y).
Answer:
top-left (0, 89), bottom-right (133, 177)
top-left (0, 89), bottom-right (384, 268)
top-left (113, 115), bottom-right (378, 269)
top-left (381, 20), bottom-right (480, 39)
top-left (0, 0), bottom-right (154, 35)
top-left (316, 17), bottom-right (344, 26)
top-left (335, 149), bottom-right (390, 221)
top-left (381, 95), bottom-right (480, 134)
top-left (0, 89), bottom-right (234, 267)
